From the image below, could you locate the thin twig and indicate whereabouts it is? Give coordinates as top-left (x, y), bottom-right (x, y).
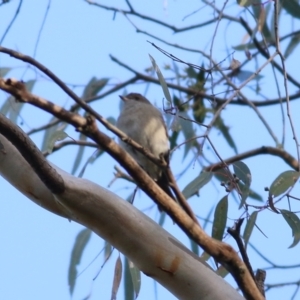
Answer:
top-left (0, 0), bottom-right (23, 45)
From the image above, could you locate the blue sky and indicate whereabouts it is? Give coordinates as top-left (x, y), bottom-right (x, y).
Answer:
top-left (1, 1), bottom-right (300, 299)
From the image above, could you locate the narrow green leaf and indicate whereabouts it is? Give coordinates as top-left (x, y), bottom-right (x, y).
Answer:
top-left (243, 211), bottom-right (258, 248)
top-left (233, 161), bottom-right (252, 207)
top-left (46, 130), bottom-right (68, 154)
top-left (233, 161), bottom-right (251, 187)
top-left (170, 110), bottom-right (181, 132)
top-left (192, 96), bottom-right (206, 124)
top-left (178, 111), bottom-right (197, 158)
top-left (233, 42), bottom-right (261, 51)
top-left (0, 67), bottom-right (11, 77)
top-left (82, 77), bottom-right (109, 99)
top-left (233, 70), bottom-right (263, 83)
top-left (248, 188), bottom-right (263, 201)
top-left (158, 211), bottom-right (166, 226)
top-left (8, 100), bottom-right (24, 124)
top-left (107, 116), bottom-right (116, 126)
top-left (200, 251), bottom-right (211, 262)
top-left (238, 182), bottom-right (250, 208)
top-left (71, 133), bottom-right (87, 175)
top-left (149, 54), bottom-right (172, 105)
top-left (182, 171), bottom-right (212, 199)
top-left (41, 117), bottom-right (68, 151)
top-left (212, 195), bottom-right (228, 240)
top-left (68, 228), bottom-right (92, 295)
top-left (269, 170), bottom-right (300, 197)
top-left (7, 80), bottom-right (35, 123)
top-left (0, 96), bottom-right (13, 115)
top-left (237, 0), bottom-right (252, 7)
top-left (214, 168), bottom-right (231, 183)
top-left (128, 260), bottom-right (141, 298)
top-left (281, 0), bottom-right (300, 19)
top-left (25, 79), bottom-right (36, 92)
top-left (124, 257), bottom-right (134, 300)
top-left (214, 116), bottom-right (237, 153)
top-left (185, 66), bottom-right (198, 79)
top-left (104, 241), bottom-right (112, 261)
top-left (281, 209), bottom-right (300, 248)
top-left (111, 256), bottom-right (122, 300)
top-left (216, 265), bottom-right (229, 278)
top-left (78, 148), bottom-right (104, 178)
top-left (251, 0), bottom-right (272, 39)
top-left (169, 129), bottom-right (179, 150)
top-left (190, 239), bottom-right (199, 256)
top-left (284, 34), bottom-right (300, 58)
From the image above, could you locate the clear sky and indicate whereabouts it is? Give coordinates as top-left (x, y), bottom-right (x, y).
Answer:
top-left (1, 1), bottom-right (300, 300)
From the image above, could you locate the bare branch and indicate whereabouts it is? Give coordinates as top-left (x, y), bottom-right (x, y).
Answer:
top-left (205, 146), bottom-right (299, 172)
top-left (0, 0), bottom-right (23, 44)
top-left (0, 113), bottom-right (65, 194)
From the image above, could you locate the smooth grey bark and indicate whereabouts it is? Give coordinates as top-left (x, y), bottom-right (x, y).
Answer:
top-left (0, 134), bottom-right (244, 300)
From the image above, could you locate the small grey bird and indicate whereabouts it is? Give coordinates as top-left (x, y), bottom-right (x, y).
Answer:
top-left (116, 93), bottom-right (175, 204)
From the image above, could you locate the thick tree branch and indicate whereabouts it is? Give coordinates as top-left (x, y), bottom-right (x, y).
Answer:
top-left (0, 79), bottom-right (263, 299)
top-left (0, 131), bottom-right (244, 300)
top-left (0, 113), bottom-right (65, 194)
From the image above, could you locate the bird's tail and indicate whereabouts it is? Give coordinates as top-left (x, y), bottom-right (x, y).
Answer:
top-left (156, 173), bottom-right (177, 211)
top-left (156, 171), bottom-right (199, 226)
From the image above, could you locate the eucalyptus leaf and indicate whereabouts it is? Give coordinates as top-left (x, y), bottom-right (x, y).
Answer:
top-left (269, 170), bottom-right (300, 197)
top-left (124, 257), bottom-right (134, 300)
top-left (243, 211), bottom-right (258, 248)
top-left (216, 265), bottom-right (229, 278)
top-left (190, 239), bottom-right (199, 256)
top-left (71, 133), bottom-right (87, 175)
top-left (128, 259), bottom-right (141, 298)
top-left (251, 0), bottom-right (272, 39)
top-left (281, 0), bottom-right (300, 19)
top-left (284, 34), bottom-right (300, 58)
top-left (78, 148), bottom-right (104, 178)
top-left (281, 209), bottom-right (300, 248)
top-left (212, 195), bottom-right (228, 241)
top-left (233, 70), bottom-right (263, 83)
top-left (233, 161), bottom-right (251, 187)
top-left (0, 67), bottom-right (11, 77)
top-left (111, 256), bottom-right (122, 300)
top-left (149, 54), bottom-right (172, 105)
top-left (46, 130), bottom-right (68, 154)
top-left (8, 80), bottom-right (36, 123)
top-left (236, 0), bottom-right (252, 7)
top-left (178, 111), bottom-right (196, 158)
top-left (238, 182), bottom-right (250, 208)
top-left (82, 77), bottom-right (109, 99)
top-left (68, 228), bottom-right (92, 295)
top-left (41, 117), bottom-right (68, 152)
top-left (0, 96), bottom-right (13, 115)
top-left (182, 171), bottom-right (212, 199)
top-left (214, 116), bottom-right (237, 153)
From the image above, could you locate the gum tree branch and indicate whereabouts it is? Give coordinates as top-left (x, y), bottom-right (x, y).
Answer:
top-left (0, 77), bottom-right (263, 299)
top-left (205, 146), bottom-right (299, 172)
top-left (0, 127), bottom-right (244, 300)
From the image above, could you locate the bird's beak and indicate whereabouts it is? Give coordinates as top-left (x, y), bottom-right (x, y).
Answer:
top-left (119, 95), bottom-right (127, 101)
